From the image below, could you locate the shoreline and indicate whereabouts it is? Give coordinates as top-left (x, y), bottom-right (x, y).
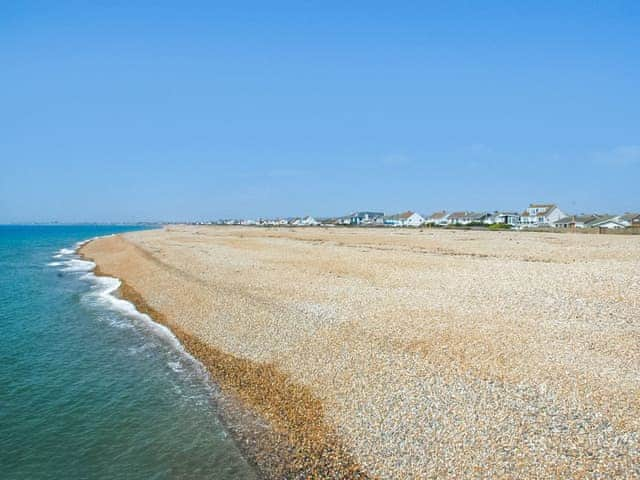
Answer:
top-left (79, 242), bottom-right (370, 479)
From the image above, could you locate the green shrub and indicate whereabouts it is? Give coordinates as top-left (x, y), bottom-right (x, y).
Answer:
top-left (488, 223), bottom-right (512, 230)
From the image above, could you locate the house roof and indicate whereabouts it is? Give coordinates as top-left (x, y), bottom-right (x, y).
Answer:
top-left (619, 213), bottom-right (640, 222)
top-left (522, 204), bottom-right (557, 217)
top-left (448, 211), bottom-right (489, 220)
top-left (530, 203), bottom-right (556, 209)
top-left (468, 212), bottom-right (491, 220)
top-left (351, 211), bottom-right (384, 218)
top-left (592, 219), bottom-right (627, 227)
top-left (428, 211), bottom-right (448, 220)
top-left (586, 216), bottom-right (620, 227)
top-left (385, 211), bottom-right (415, 220)
top-left (556, 215), bottom-right (600, 224)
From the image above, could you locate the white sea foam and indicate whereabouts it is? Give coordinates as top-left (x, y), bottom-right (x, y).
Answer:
top-left (168, 361), bottom-right (184, 373)
top-left (83, 272), bottom-right (202, 364)
top-left (74, 235), bottom-right (108, 249)
top-left (72, 245), bottom-right (196, 361)
top-left (51, 235), bottom-right (209, 384)
top-left (47, 261), bottom-right (64, 267)
top-left (61, 259), bottom-right (95, 272)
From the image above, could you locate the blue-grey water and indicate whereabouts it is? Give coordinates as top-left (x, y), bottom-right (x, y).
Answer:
top-left (0, 225), bottom-right (256, 479)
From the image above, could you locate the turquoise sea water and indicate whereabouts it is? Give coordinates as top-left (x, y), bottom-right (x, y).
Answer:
top-left (0, 226), bottom-right (256, 479)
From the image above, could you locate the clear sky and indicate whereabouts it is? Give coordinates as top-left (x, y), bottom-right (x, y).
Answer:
top-left (1, 1), bottom-right (639, 222)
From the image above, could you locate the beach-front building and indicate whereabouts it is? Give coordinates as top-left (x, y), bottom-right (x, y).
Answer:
top-left (300, 216), bottom-right (320, 226)
top-left (554, 213), bottom-right (640, 230)
top-left (384, 211), bottom-right (426, 227)
top-left (471, 212), bottom-right (495, 224)
top-left (259, 218), bottom-right (290, 226)
top-left (343, 211), bottom-right (385, 225)
top-left (588, 216), bottom-right (628, 229)
top-left (425, 211), bottom-right (449, 226)
top-left (446, 211), bottom-right (493, 226)
top-left (618, 213), bottom-right (640, 227)
top-left (518, 203), bottom-right (567, 228)
top-left (446, 212), bottom-right (469, 225)
top-left (554, 214), bottom-right (601, 229)
top-left (493, 212), bottom-right (520, 226)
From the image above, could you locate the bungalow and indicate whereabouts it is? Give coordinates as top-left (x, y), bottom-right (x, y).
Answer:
top-left (493, 212), bottom-right (520, 226)
top-left (518, 203), bottom-right (567, 228)
top-left (447, 211), bottom-right (492, 225)
top-left (425, 211), bottom-right (449, 226)
top-left (469, 212), bottom-right (494, 224)
top-left (384, 211), bottom-right (426, 227)
top-left (589, 217), bottom-right (627, 229)
top-left (447, 211), bottom-right (470, 225)
top-left (300, 216), bottom-right (320, 226)
top-left (316, 217), bottom-right (339, 226)
top-left (618, 213), bottom-right (640, 227)
top-left (345, 211), bottom-right (385, 225)
top-left (554, 214), bottom-right (601, 229)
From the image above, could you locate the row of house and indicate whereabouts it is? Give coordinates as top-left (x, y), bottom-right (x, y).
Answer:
top-left (209, 204), bottom-right (640, 230)
top-left (212, 216), bottom-right (321, 226)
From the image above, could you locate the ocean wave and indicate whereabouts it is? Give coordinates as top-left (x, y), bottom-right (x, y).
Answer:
top-left (81, 271), bottom-right (209, 378)
top-left (168, 361), bottom-right (184, 373)
top-left (61, 259), bottom-right (95, 272)
top-left (74, 235), bottom-right (110, 249)
top-left (70, 239), bottom-right (200, 366)
top-left (50, 236), bottom-right (211, 390)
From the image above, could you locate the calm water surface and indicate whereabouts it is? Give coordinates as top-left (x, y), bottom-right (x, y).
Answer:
top-left (0, 225), bottom-right (256, 479)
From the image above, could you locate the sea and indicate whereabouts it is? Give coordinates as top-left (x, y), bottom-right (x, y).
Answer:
top-left (0, 225), bottom-right (256, 479)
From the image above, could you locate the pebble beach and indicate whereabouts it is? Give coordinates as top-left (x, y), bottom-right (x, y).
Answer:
top-left (80, 226), bottom-right (640, 479)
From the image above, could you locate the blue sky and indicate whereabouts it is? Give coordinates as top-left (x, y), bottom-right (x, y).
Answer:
top-left (1, 1), bottom-right (639, 222)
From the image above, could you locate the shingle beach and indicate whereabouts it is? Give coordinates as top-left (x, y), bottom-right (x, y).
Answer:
top-left (80, 226), bottom-right (640, 479)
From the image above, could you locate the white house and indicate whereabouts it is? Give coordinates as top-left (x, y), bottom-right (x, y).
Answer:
top-left (617, 213), bottom-right (640, 227)
top-left (446, 212), bottom-right (470, 225)
top-left (554, 215), bottom-right (600, 229)
top-left (404, 212), bottom-right (426, 227)
top-left (589, 216), bottom-right (627, 229)
top-left (384, 211), bottom-right (426, 227)
top-left (518, 204), bottom-right (567, 228)
top-left (300, 216), bottom-right (320, 226)
top-left (447, 211), bottom-right (492, 225)
top-left (344, 211), bottom-right (385, 225)
top-left (425, 211), bottom-right (449, 226)
top-left (493, 212), bottom-right (520, 226)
